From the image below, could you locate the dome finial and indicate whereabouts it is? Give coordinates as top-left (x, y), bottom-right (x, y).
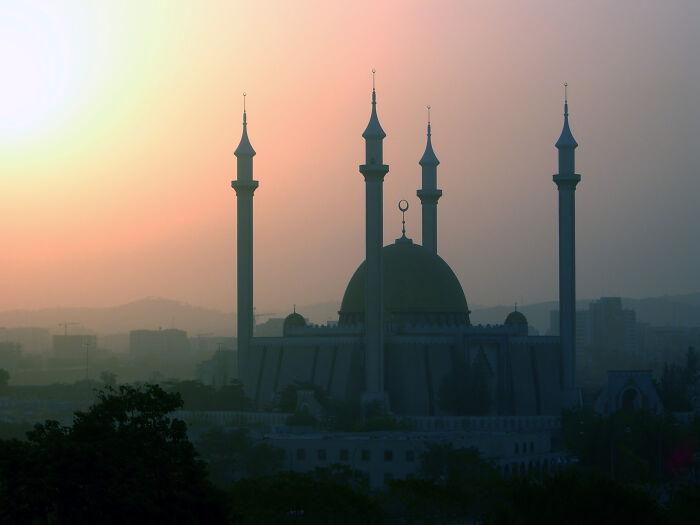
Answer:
top-left (371, 68), bottom-right (376, 104)
top-left (563, 82), bottom-right (568, 117)
top-left (293, 303), bottom-right (296, 314)
top-left (243, 92), bottom-right (247, 125)
top-left (396, 199), bottom-right (412, 244)
top-left (399, 199), bottom-right (409, 237)
top-left (514, 302), bottom-right (518, 312)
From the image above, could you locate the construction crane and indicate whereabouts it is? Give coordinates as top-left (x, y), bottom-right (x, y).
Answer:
top-left (58, 322), bottom-right (79, 336)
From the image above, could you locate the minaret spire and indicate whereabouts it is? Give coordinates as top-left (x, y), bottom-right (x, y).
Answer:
top-left (552, 83), bottom-right (581, 407)
top-left (359, 70), bottom-right (389, 409)
top-left (231, 92), bottom-right (259, 386)
top-left (417, 104), bottom-right (442, 253)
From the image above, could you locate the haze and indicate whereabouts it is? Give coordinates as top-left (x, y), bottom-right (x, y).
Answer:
top-left (2, 0), bottom-right (698, 314)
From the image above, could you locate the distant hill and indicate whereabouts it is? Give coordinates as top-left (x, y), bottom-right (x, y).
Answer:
top-left (1, 294), bottom-right (697, 340)
top-left (0, 298), bottom-right (234, 337)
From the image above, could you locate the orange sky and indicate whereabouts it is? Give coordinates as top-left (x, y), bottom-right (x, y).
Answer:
top-left (2, 0), bottom-right (699, 314)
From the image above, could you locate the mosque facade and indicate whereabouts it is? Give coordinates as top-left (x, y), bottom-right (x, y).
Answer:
top-left (231, 81), bottom-right (581, 417)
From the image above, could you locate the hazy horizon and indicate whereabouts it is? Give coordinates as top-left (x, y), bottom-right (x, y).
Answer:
top-left (2, 1), bottom-right (699, 313)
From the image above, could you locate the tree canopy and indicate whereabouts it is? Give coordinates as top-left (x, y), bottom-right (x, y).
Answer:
top-left (0, 384), bottom-right (228, 524)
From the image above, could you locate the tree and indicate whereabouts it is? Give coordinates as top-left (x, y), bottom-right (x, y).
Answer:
top-left (0, 384), bottom-right (228, 524)
top-left (216, 379), bottom-right (252, 411)
top-left (481, 471), bottom-right (665, 524)
top-left (683, 346), bottom-right (699, 391)
top-left (658, 363), bottom-right (693, 412)
top-left (0, 368), bottom-right (9, 392)
top-left (228, 469), bottom-right (382, 524)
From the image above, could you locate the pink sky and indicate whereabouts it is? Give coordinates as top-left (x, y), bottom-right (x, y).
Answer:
top-left (1, 1), bottom-right (699, 313)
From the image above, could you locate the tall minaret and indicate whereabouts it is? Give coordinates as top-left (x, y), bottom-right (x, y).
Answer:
top-left (359, 71), bottom-right (389, 403)
top-left (553, 83), bottom-right (581, 404)
top-left (231, 94), bottom-right (258, 378)
top-left (416, 105), bottom-right (442, 253)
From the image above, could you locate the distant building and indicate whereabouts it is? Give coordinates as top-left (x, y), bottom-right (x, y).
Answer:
top-left (52, 335), bottom-right (98, 360)
top-left (254, 317), bottom-right (285, 337)
top-left (265, 429), bottom-right (566, 489)
top-left (551, 297), bottom-right (638, 360)
top-left (0, 327), bottom-right (51, 354)
top-left (639, 325), bottom-right (700, 364)
top-left (129, 329), bottom-right (190, 360)
top-left (197, 349), bottom-right (237, 387)
top-left (0, 342), bottom-right (21, 371)
top-left (589, 297), bottom-right (638, 354)
top-left (594, 370), bottom-right (663, 414)
top-left (190, 336), bottom-right (236, 359)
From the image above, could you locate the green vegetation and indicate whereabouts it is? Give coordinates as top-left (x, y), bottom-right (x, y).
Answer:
top-left (228, 467), bottom-right (383, 525)
top-left (163, 379), bottom-right (253, 411)
top-left (196, 427), bottom-right (284, 485)
top-left (3, 387), bottom-right (700, 523)
top-left (0, 385), bottom-right (227, 523)
top-left (656, 346), bottom-right (699, 412)
top-left (562, 407), bottom-right (700, 482)
top-left (0, 368), bottom-right (9, 392)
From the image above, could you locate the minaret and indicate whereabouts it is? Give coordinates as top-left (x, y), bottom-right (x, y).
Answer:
top-left (359, 71), bottom-right (389, 404)
top-left (552, 83), bottom-right (581, 404)
top-left (416, 105), bottom-right (442, 253)
top-left (231, 93), bottom-right (258, 378)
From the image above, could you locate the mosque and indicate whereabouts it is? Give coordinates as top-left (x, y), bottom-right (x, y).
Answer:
top-left (230, 80), bottom-right (581, 416)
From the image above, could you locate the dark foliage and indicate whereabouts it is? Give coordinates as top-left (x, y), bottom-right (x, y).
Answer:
top-left (561, 407), bottom-right (699, 482)
top-left (164, 379), bottom-right (252, 411)
top-left (656, 347), bottom-right (698, 412)
top-left (482, 470), bottom-right (666, 525)
top-left (0, 384), bottom-right (228, 524)
top-left (228, 467), bottom-right (382, 524)
top-left (0, 368), bottom-right (9, 392)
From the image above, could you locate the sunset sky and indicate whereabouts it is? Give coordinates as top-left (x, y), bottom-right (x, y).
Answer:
top-left (2, 0), bottom-right (699, 315)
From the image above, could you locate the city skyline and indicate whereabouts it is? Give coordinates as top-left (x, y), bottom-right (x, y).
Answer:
top-left (2, 0), bottom-right (699, 313)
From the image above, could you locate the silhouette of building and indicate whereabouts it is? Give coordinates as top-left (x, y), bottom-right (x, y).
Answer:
top-left (551, 297), bottom-right (639, 359)
top-left (594, 370), bottom-right (663, 414)
top-left (129, 329), bottom-right (190, 360)
top-left (197, 348), bottom-right (237, 388)
top-left (231, 83), bottom-right (580, 416)
top-left (52, 334), bottom-right (97, 360)
top-left (0, 326), bottom-right (51, 354)
top-left (589, 297), bottom-right (638, 354)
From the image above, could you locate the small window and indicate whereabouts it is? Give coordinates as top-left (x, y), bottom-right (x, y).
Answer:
top-left (317, 449), bottom-right (326, 461)
top-left (339, 449), bottom-right (349, 461)
top-left (384, 450), bottom-right (393, 462)
top-left (296, 448), bottom-right (306, 460)
top-left (405, 450), bottom-right (415, 462)
top-left (523, 442), bottom-right (527, 454)
top-left (361, 449), bottom-right (371, 461)
top-left (530, 441), bottom-right (534, 453)
top-left (384, 472), bottom-right (393, 484)
top-left (515, 443), bottom-right (519, 454)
